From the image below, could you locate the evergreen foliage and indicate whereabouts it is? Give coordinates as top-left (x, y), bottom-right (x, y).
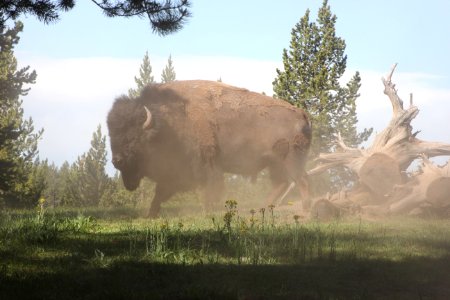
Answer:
top-left (43, 124), bottom-right (152, 208)
top-left (273, 0), bottom-right (372, 158)
top-left (76, 125), bottom-right (109, 206)
top-left (100, 174), bottom-right (155, 208)
top-left (40, 161), bottom-right (60, 206)
top-left (0, 0), bottom-right (191, 35)
top-left (0, 21), bottom-right (43, 207)
top-left (128, 51), bottom-right (155, 98)
top-left (56, 161), bottom-right (79, 205)
top-left (41, 125), bottom-right (110, 207)
top-left (21, 158), bottom-right (49, 206)
top-left (161, 54), bottom-right (176, 83)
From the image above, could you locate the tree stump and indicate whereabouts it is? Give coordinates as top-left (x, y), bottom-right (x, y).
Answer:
top-left (426, 177), bottom-right (450, 207)
top-left (359, 153), bottom-right (402, 199)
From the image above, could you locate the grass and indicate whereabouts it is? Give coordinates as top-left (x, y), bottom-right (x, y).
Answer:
top-left (0, 203), bottom-right (449, 299)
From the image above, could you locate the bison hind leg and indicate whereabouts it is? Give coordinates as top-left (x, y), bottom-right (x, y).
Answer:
top-left (264, 158), bottom-right (291, 207)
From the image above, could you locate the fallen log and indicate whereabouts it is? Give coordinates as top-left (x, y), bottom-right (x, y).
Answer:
top-left (388, 155), bottom-right (450, 215)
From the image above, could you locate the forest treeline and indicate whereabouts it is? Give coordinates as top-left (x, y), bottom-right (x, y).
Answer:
top-left (24, 125), bottom-right (157, 208)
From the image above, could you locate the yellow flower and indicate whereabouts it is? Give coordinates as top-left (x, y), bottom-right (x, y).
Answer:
top-left (38, 197), bottom-right (46, 205)
top-left (160, 220), bottom-right (169, 230)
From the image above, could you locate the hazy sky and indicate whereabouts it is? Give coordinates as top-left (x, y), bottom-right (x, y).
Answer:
top-left (13, 0), bottom-right (450, 172)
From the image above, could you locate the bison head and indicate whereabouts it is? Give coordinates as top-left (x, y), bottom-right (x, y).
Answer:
top-left (107, 96), bottom-right (155, 190)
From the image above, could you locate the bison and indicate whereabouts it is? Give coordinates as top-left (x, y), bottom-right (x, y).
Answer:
top-left (107, 80), bottom-right (311, 217)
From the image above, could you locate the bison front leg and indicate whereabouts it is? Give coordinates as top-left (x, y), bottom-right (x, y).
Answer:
top-left (264, 181), bottom-right (290, 207)
top-left (297, 172), bottom-right (311, 210)
top-left (266, 153), bottom-right (311, 209)
top-left (147, 184), bottom-right (175, 218)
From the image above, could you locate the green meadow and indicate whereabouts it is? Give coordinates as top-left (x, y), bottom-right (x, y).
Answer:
top-left (1, 202), bottom-right (449, 299)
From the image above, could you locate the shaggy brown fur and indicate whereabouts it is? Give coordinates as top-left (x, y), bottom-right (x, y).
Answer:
top-left (107, 80), bottom-right (311, 217)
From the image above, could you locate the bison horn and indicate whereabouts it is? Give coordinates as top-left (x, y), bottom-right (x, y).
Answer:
top-left (142, 106), bottom-right (152, 129)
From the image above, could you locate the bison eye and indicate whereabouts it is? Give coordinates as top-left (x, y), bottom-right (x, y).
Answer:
top-left (112, 156), bottom-right (125, 169)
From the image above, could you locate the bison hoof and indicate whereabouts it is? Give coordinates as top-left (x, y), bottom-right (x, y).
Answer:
top-left (146, 209), bottom-right (160, 218)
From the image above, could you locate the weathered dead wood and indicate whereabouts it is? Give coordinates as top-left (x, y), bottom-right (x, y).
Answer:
top-left (308, 64), bottom-right (450, 194)
top-left (312, 156), bottom-right (450, 219)
top-left (310, 198), bottom-right (342, 221)
top-left (388, 156), bottom-right (450, 215)
top-left (359, 153), bottom-right (402, 198)
top-left (304, 64), bottom-right (450, 218)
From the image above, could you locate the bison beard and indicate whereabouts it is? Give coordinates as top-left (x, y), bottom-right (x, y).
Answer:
top-left (107, 80), bottom-right (312, 217)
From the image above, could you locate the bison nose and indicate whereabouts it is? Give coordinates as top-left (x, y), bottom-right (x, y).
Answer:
top-left (112, 156), bottom-right (124, 169)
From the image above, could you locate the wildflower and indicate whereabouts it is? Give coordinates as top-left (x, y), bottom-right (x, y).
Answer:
top-left (259, 208), bottom-right (266, 227)
top-left (223, 212), bottom-right (234, 226)
top-left (36, 197), bottom-right (46, 220)
top-left (225, 199), bottom-right (238, 211)
top-left (239, 220), bottom-right (248, 233)
top-left (268, 204), bottom-right (275, 228)
top-left (160, 220), bottom-right (169, 230)
top-left (249, 209), bottom-right (257, 228)
top-left (38, 197), bottom-right (46, 205)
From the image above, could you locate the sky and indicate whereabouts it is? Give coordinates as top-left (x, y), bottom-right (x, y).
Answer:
top-left (12, 0), bottom-right (450, 173)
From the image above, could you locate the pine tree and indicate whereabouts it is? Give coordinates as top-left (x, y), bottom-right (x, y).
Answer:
top-left (273, 0), bottom-right (372, 158)
top-left (128, 51), bottom-right (155, 98)
top-left (22, 158), bottom-right (49, 206)
top-left (58, 160), bottom-right (81, 206)
top-left (0, 1), bottom-right (191, 36)
top-left (58, 156), bottom-right (83, 206)
top-left (0, 21), bottom-right (43, 207)
top-left (41, 162), bottom-right (60, 207)
top-left (272, 0), bottom-right (373, 193)
top-left (161, 54), bottom-right (176, 83)
top-left (78, 125), bottom-right (109, 206)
